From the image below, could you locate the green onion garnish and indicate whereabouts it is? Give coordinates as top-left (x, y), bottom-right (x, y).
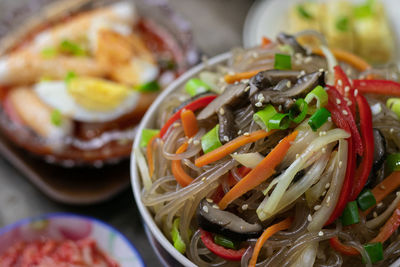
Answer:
top-left (297, 4), bottom-right (313, 20)
top-left (213, 235), bottom-right (238, 250)
top-left (289, 98), bottom-right (308, 124)
top-left (274, 54), bottom-right (292, 70)
top-left (171, 218), bottom-right (186, 254)
top-left (357, 189), bottom-right (377, 211)
top-left (65, 71), bottom-right (77, 83)
top-left (363, 242), bottom-right (383, 263)
top-left (354, 0), bottom-right (375, 19)
top-left (335, 16), bottom-right (350, 32)
top-left (140, 129), bottom-right (160, 147)
top-left (305, 85), bottom-right (328, 113)
top-left (41, 47), bottom-right (58, 59)
top-left (59, 40), bottom-right (87, 56)
top-left (387, 98), bottom-right (400, 119)
top-left (185, 78), bottom-right (211, 97)
top-left (308, 107), bottom-right (331, 131)
top-left (50, 109), bottom-right (62, 127)
top-left (268, 113), bottom-right (290, 130)
top-left (340, 201), bottom-right (360, 226)
top-left (136, 80), bottom-right (160, 92)
top-left (386, 153), bottom-right (400, 174)
top-left (253, 104), bottom-right (277, 130)
top-left (201, 125), bottom-right (222, 154)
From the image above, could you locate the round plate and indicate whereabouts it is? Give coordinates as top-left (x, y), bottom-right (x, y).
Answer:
top-left (243, 0), bottom-right (400, 65)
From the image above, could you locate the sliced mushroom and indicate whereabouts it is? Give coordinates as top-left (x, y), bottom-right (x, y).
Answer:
top-left (277, 33), bottom-right (307, 55)
top-left (366, 129), bottom-right (387, 188)
top-left (218, 105), bottom-right (236, 144)
top-left (250, 70), bottom-right (302, 91)
top-left (197, 198), bottom-right (262, 241)
top-left (197, 83), bottom-right (249, 121)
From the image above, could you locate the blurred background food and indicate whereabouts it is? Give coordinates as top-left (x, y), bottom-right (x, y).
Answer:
top-left (289, 0), bottom-right (394, 64)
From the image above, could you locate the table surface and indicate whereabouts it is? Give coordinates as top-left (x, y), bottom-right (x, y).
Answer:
top-left (0, 0), bottom-right (254, 266)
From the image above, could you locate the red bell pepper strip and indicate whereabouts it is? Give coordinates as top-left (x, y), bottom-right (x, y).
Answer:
top-left (200, 229), bottom-right (247, 261)
top-left (159, 95), bottom-right (217, 138)
top-left (325, 101), bottom-right (356, 226)
top-left (354, 79), bottom-right (400, 97)
top-left (371, 205), bottom-right (400, 243)
top-left (326, 85), bottom-right (363, 156)
top-left (334, 66), bottom-right (356, 115)
top-left (350, 94), bottom-right (374, 200)
top-left (329, 237), bottom-right (359, 256)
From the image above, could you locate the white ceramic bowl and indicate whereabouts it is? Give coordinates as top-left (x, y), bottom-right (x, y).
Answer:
top-left (131, 52), bottom-right (230, 266)
top-left (0, 213), bottom-right (144, 267)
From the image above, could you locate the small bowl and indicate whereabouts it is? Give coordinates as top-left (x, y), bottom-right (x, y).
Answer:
top-left (131, 52), bottom-right (230, 267)
top-left (0, 213), bottom-right (145, 267)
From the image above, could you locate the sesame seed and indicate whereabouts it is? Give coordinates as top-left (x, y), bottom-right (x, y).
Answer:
top-left (338, 80), bottom-right (343, 86)
top-left (322, 148), bottom-right (327, 153)
top-left (173, 122), bottom-right (181, 128)
top-left (257, 94), bottom-right (263, 101)
top-left (296, 154), bottom-right (300, 159)
top-left (342, 110), bottom-right (349, 116)
top-left (307, 214), bottom-right (313, 222)
top-left (278, 105), bottom-right (282, 112)
top-left (397, 191), bottom-right (400, 196)
top-left (380, 185), bottom-right (386, 190)
top-left (318, 231), bottom-right (324, 236)
top-left (344, 86), bottom-right (350, 93)
top-left (206, 198), bottom-right (213, 203)
top-left (314, 205), bottom-right (321, 211)
top-left (202, 206), bottom-right (209, 213)
top-left (202, 177), bottom-right (207, 181)
top-left (223, 136), bottom-right (229, 142)
top-left (219, 108), bottom-right (225, 115)
top-left (373, 211), bottom-right (378, 218)
top-left (242, 204), bottom-right (248, 210)
top-left (300, 70), bottom-right (306, 76)
top-left (322, 191), bottom-right (327, 196)
top-left (243, 132), bottom-right (250, 136)
top-left (237, 130), bottom-right (242, 135)
top-left (221, 85), bottom-right (227, 93)
top-left (241, 79), bottom-right (249, 83)
top-left (234, 81), bottom-right (239, 85)
top-left (245, 86), bottom-right (250, 92)
top-left (354, 89), bottom-right (358, 96)
top-left (325, 183), bottom-right (330, 189)
top-left (193, 140), bottom-right (200, 145)
top-left (188, 138), bottom-right (193, 144)
top-left (377, 202), bottom-right (383, 208)
top-left (336, 98), bottom-right (341, 105)
top-left (304, 57), bottom-right (312, 63)
top-left (326, 196), bottom-right (331, 204)
top-left (255, 102), bottom-right (263, 107)
top-left (319, 68), bottom-right (324, 72)
top-left (338, 161), bottom-right (343, 168)
top-left (286, 81), bottom-right (291, 87)
top-left (347, 101), bottom-right (352, 106)
top-left (328, 117), bottom-right (332, 122)
top-left (390, 128), bottom-right (395, 134)
top-left (213, 204), bottom-right (220, 209)
top-left (319, 131), bottom-right (327, 136)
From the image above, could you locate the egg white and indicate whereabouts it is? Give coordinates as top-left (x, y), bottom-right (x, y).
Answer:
top-left (34, 81), bottom-right (139, 123)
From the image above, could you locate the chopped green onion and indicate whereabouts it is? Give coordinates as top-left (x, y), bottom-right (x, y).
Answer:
top-left (308, 107), bottom-right (331, 131)
top-left (340, 201), bottom-right (360, 226)
top-left (387, 98), bottom-right (400, 119)
top-left (268, 113), bottom-right (290, 130)
top-left (253, 104), bottom-right (277, 130)
top-left (171, 218), bottom-right (186, 254)
top-left (201, 125), bottom-right (222, 154)
top-left (354, 0), bottom-right (375, 19)
top-left (357, 189), bottom-right (377, 211)
top-left (274, 54), bottom-right (292, 70)
top-left (335, 16), bottom-right (350, 32)
top-left (41, 47), bottom-right (58, 59)
top-left (213, 235), bottom-right (238, 250)
top-left (305, 86), bottom-right (328, 113)
top-left (386, 153), bottom-right (400, 174)
top-left (136, 80), bottom-right (160, 92)
top-left (363, 242), bottom-right (383, 264)
top-left (289, 98), bottom-right (308, 123)
top-left (50, 109), bottom-right (62, 127)
top-left (297, 4), bottom-right (313, 20)
top-left (140, 129), bottom-right (160, 147)
top-left (59, 40), bottom-right (86, 56)
top-left (185, 78), bottom-right (211, 97)
top-left (65, 71), bottom-right (77, 83)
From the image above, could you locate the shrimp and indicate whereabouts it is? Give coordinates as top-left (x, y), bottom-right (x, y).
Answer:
top-left (0, 52), bottom-right (108, 86)
top-left (7, 87), bottom-right (72, 146)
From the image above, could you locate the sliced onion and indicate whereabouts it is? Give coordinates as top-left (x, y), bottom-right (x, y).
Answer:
top-left (366, 192), bottom-right (400, 229)
top-left (320, 45), bottom-right (337, 85)
top-left (135, 147), bottom-right (152, 191)
top-left (231, 152), bottom-right (264, 168)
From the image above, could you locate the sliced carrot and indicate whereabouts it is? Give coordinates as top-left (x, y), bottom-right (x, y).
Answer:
top-left (248, 217), bottom-right (293, 267)
top-left (171, 142), bottom-right (194, 187)
top-left (224, 69), bottom-right (263, 84)
top-left (312, 48), bottom-right (371, 72)
top-left (329, 237), bottom-right (359, 256)
top-left (146, 133), bottom-right (159, 177)
top-left (180, 109), bottom-right (198, 138)
top-left (195, 130), bottom-right (276, 167)
top-left (218, 131), bottom-right (298, 210)
top-left (363, 171), bottom-right (400, 216)
top-left (262, 36), bottom-right (272, 47)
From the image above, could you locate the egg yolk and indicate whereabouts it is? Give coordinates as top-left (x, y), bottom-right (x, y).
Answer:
top-left (68, 77), bottom-right (131, 111)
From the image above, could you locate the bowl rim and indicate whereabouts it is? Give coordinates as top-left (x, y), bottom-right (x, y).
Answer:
top-left (0, 212), bottom-right (145, 267)
top-left (131, 52), bottom-right (231, 267)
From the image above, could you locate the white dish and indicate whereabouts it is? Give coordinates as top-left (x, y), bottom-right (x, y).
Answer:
top-left (243, 0), bottom-right (400, 65)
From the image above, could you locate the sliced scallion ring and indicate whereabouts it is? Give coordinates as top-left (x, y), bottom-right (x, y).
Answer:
top-left (308, 107), bottom-right (331, 131)
top-left (387, 98), bottom-right (400, 119)
top-left (305, 85), bottom-right (328, 113)
top-left (253, 104), bottom-right (277, 130)
top-left (268, 113), bottom-right (290, 130)
top-left (289, 98), bottom-right (308, 123)
top-left (201, 125), bottom-right (222, 154)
